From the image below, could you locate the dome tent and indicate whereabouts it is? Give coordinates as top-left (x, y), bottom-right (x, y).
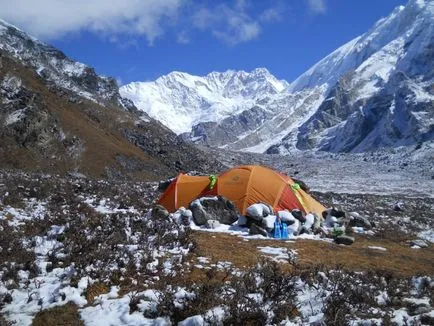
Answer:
top-left (157, 165), bottom-right (326, 216)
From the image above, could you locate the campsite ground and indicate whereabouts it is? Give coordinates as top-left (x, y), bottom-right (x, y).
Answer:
top-left (0, 148), bottom-right (433, 325)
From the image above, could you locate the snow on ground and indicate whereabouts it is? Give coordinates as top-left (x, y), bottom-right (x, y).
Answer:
top-left (0, 188), bottom-right (194, 326)
top-left (80, 289), bottom-right (169, 326)
top-left (418, 230), bottom-right (434, 243)
top-left (368, 246), bottom-right (388, 251)
top-left (257, 246), bottom-right (295, 263)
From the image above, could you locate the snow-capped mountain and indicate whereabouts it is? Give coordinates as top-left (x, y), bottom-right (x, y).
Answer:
top-left (120, 68), bottom-right (288, 135)
top-left (122, 0), bottom-right (434, 154)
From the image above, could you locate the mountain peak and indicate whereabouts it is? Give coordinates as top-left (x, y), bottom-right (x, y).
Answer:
top-left (288, 0), bottom-right (433, 93)
top-left (120, 68), bottom-right (289, 134)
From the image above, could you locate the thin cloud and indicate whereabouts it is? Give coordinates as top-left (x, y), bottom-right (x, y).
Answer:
top-left (307, 0), bottom-right (327, 15)
top-left (176, 31), bottom-right (190, 44)
top-left (192, 1), bottom-right (285, 45)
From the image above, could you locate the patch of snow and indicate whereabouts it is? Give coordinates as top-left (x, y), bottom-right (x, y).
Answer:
top-left (80, 291), bottom-right (169, 326)
top-left (257, 246), bottom-right (294, 262)
top-left (368, 246), bottom-right (387, 251)
top-left (4, 109), bottom-right (26, 126)
top-left (418, 230), bottom-right (434, 243)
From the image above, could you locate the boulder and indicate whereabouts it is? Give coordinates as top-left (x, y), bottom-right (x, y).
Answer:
top-left (205, 219), bottom-right (221, 229)
top-left (249, 224), bottom-right (268, 237)
top-left (190, 201), bottom-right (208, 226)
top-left (287, 219), bottom-right (300, 236)
top-left (189, 196), bottom-right (239, 226)
top-left (262, 215), bottom-right (277, 232)
top-left (291, 209), bottom-right (305, 223)
top-left (348, 214), bottom-right (373, 229)
top-left (181, 209), bottom-right (193, 226)
top-left (334, 235), bottom-right (355, 245)
top-left (260, 203), bottom-right (274, 216)
top-left (277, 210), bottom-right (295, 224)
top-left (410, 239), bottom-right (428, 248)
top-left (151, 205), bottom-right (169, 219)
top-left (304, 213), bottom-right (315, 230)
top-left (246, 203), bottom-right (270, 221)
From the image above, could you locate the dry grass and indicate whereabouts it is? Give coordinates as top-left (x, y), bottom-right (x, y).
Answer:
top-left (85, 283), bottom-right (109, 304)
top-left (0, 54), bottom-right (170, 181)
top-left (32, 302), bottom-right (84, 326)
top-left (191, 231), bottom-right (434, 277)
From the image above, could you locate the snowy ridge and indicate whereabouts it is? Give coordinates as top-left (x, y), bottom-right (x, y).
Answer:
top-left (0, 19), bottom-right (122, 106)
top-left (288, 0), bottom-right (431, 92)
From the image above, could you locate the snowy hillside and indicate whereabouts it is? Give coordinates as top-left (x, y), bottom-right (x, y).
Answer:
top-left (122, 0), bottom-right (434, 154)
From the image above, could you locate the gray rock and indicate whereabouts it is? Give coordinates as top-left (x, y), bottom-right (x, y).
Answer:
top-left (151, 205), bottom-right (169, 219)
top-left (205, 219), bottom-right (221, 229)
top-left (246, 203), bottom-right (266, 222)
top-left (394, 201), bottom-right (405, 211)
top-left (190, 201), bottom-right (208, 226)
top-left (262, 215), bottom-right (277, 233)
top-left (410, 239), bottom-right (428, 248)
top-left (334, 235), bottom-right (355, 245)
top-left (181, 209), bottom-right (193, 226)
top-left (189, 196), bottom-right (239, 226)
top-left (291, 209), bottom-right (305, 223)
top-left (249, 224), bottom-right (268, 237)
top-left (348, 215), bottom-right (373, 229)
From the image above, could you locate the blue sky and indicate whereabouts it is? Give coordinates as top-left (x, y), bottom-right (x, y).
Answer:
top-left (1, 0), bottom-right (406, 84)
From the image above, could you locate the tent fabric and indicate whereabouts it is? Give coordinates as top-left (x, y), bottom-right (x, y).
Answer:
top-left (157, 165), bottom-right (326, 216)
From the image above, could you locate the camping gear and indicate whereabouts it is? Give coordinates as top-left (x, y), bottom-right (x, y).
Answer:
top-left (157, 165), bottom-right (326, 216)
top-left (280, 222), bottom-right (289, 239)
top-left (332, 224), bottom-right (345, 237)
top-left (273, 219), bottom-right (282, 239)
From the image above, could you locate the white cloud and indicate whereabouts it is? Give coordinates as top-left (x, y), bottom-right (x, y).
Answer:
top-left (307, 0), bottom-right (327, 15)
top-left (260, 1), bottom-right (287, 23)
top-left (0, 0), bottom-right (286, 46)
top-left (193, 3), bottom-right (262, 45)
top-left (0, 0), bottom-right (184, 44)
top-left (176, 31), bottom-right (190, 44)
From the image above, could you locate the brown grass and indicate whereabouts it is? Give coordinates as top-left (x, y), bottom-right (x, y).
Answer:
top-left (85, 282), bottom-right (109, 304)
top-left (32, 302), bottom-right (84, 326)
top-left (191, 231), bottom-right (434, 277)
top-left (0, 54), bottom-right (170, 181)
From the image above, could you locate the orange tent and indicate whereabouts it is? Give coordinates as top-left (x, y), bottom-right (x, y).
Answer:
top-left (157, 165), bottom-right (326, 216)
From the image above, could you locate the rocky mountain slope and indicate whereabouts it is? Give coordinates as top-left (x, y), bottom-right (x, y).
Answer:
top-left (121, 0), bottom-right (434, 155)
top-left (0, 20), bottom-right (223, 180)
